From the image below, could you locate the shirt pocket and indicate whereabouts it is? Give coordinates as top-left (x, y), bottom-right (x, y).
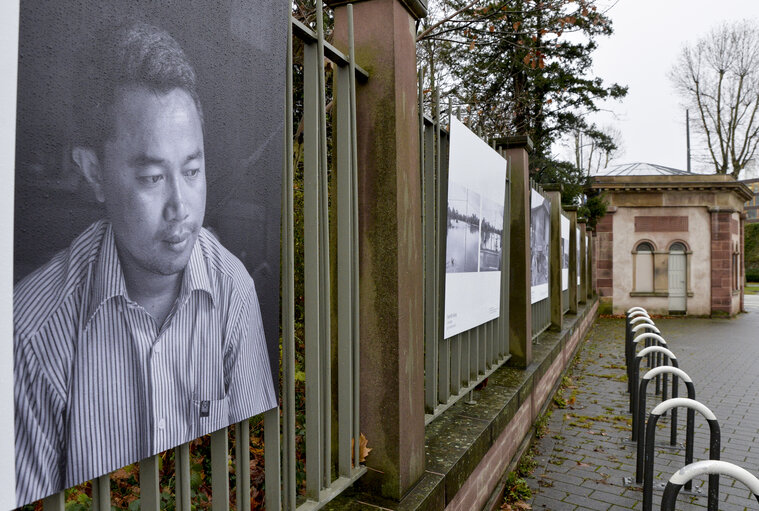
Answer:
top-left (193, 396), bottom-right (230, 437)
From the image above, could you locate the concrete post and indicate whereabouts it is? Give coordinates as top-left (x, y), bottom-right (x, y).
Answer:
top-left (578, 218), bottom-right (587, 305)
top-left (544, 185), bottom-right (562, 331)
top-left (496, 135), bottom-right (533, 368)
top-left (565, 206), bottom-right (578, 314)
top-left (331, 0), bottom-right (425, 499)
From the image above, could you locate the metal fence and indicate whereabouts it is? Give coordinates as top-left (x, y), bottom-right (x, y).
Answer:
top-left (419, 85), bottom-right (512, 423)
top-left (36, 6), bottom-right (367, 511)
top-left (531, 181), bottom-right (551, 338)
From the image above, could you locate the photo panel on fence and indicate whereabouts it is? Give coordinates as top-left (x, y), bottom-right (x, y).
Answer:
top-left (444, 118), bottom-right (507, 339)
top-left (530, 189), bottom-right (551, 304)
top-left (9, 0), bottom-right (287, 506)
top-left (576, 226), bottom-right (581, 285)
top-left (561, 214), bottom-right (569, 291)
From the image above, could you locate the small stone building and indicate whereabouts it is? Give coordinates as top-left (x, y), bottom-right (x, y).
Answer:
top-left (590, 163), bottom-right (753, 316)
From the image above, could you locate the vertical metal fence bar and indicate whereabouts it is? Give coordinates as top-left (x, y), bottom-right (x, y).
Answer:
top-left (480, 323), bottom-right (487, 373)
top-left (423, 110), bottom-right (438, 412)
top-left (463, 329), bottom-right (471, 383)
top-left (348, 3), bottom-right (361, 472)
top-left (210, 428), bottom-right (230, 511)
top-left (235, 420), bottom-right (251, 511)
top-left (336, 61), bottom-right (354, 477)
top-left (264, 408), bottom-right (282, 511)
top-left (451, 334), bottom-right (461, 394)
top-left (303, 39), bottom-right (323, 501)
top-left (139, 455), bottom-right (160, 511)
top-left (175, 443), bottom-right (191, 511)
top-left (42, 492), bottom-right (64, 511)
top-left (314, 0), bottom-right (332, 488)
top-left (489, 320), bottom-right (495, 366)
top-left (283, 15), bottom-right (297, 511)
top-left (92, 474), bottom-right (110, 511)
top-left (434, 89), bottom-right (450, 405)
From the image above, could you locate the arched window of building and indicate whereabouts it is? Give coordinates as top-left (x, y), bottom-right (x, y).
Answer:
top-left (634, 241), bottom-right (654, 292)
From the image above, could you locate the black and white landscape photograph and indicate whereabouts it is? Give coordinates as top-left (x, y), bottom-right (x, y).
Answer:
top-left (446, 182), bottom-right (481, 273)
top-left (479, 196), bottom-right (504, 272)
top-left (443, 118), bottom-right (507, 339)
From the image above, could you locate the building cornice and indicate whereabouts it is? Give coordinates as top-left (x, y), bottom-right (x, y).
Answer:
top-left (590, 175), bottom-right (754, 202)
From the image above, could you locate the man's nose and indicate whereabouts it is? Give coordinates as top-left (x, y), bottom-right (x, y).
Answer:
top-left (164, 176), bottom-right (189, 222)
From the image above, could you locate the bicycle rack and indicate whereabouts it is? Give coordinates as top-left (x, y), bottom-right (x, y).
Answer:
top-left (643, 398), bottom-right (720, 511)
top-left (626, 313), bottom-right (652, 391)
top-left (630, 336), bottom-right (672, 421)
top-left (661, 460), bottom-right (759, 510)
top-left (636, 366), bottom-right (695, 484)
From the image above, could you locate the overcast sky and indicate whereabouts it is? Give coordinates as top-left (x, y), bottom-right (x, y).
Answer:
top-left (573, 0), bottom-right (759, 177)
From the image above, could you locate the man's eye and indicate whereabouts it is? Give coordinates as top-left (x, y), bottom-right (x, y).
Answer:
top-left (138, 175), bottom-right (163, 184)
top-left (184, 168), bottom-right (201, 178)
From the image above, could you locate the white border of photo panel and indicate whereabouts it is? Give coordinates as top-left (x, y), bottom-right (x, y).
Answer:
top-left (561, 214), bottom-right (569, 291)
top-left (0, 1), bottom-right (20, 507)
top-left (530, 189), bottom-right (549, 304)
top-left (443, 118), bottom-right (507, 339)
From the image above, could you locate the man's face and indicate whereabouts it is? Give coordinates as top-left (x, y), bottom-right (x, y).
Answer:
top-left (99, 86), bottom-right (206, 281)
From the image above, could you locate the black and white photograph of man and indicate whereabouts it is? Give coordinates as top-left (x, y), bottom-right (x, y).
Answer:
top-left (12, 1), bottom-right (286, 505)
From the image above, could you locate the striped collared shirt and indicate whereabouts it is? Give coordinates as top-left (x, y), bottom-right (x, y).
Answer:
top-left (14, 220), bottom-right (277, 506)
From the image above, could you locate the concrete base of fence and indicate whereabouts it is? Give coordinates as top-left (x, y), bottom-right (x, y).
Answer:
top-left (324, 298), bottom-right (599, 510)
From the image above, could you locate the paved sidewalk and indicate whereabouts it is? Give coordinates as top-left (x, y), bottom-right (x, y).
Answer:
top-left (525, 304), bottom-right (759, 510)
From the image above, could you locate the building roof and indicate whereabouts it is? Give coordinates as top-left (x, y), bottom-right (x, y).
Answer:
top-left (592, 162), bottom-right (695, 176)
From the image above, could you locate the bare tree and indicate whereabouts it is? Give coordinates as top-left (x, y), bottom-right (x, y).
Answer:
top-left (671, 20), bottom-right (759, 178)
top-left (571, 124), bottom-right (623, 176)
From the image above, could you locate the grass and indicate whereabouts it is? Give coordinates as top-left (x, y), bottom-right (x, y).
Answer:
top-left (745, 283), bottom-right (759, 295)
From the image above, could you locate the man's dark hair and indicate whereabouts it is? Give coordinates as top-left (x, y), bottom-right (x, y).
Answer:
top-left (73, 21), bottom-right (203, 152)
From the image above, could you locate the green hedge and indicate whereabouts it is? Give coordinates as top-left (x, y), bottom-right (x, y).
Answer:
top-left (747, 268), bottom-right (759, 283)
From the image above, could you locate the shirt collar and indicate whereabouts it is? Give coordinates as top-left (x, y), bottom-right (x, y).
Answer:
top-left (86, 223), bottom-right (215, 324)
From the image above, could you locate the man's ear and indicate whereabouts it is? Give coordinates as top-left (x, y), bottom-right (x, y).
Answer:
top-left (72, 146), bottom-right (105, 203)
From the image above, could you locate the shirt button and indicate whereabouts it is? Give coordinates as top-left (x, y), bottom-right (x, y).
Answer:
top-left (154, 343), bottom-right (162, 354)
top-left (157, 418), bottom-right (166, 430)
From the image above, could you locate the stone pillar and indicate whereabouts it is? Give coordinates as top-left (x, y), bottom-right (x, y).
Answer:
top-left (544, 185), bottom-right (562, 331)
top-left (496, 135), bottom-right (533, 368)
top-left (595, 209), bottom-right (614, 302)
top-left (709, 207), bottom-right (733, 315)
top-left (565, 206), bottom-right (578, 314)
top-left (331, 0), bottom-right (426, 499)
top-left (587, 227), bottom-right (595, 300)
top-left (578, 218), bottom-right (587, 305)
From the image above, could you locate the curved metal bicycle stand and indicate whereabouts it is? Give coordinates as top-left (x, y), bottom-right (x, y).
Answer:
top-left (644, 398), bottom-right (721, 511)
top-left (626, 311), bottom-right (651, 381)
top-left (627, 323), bottom-right (659, 403)
top-left (630, 322), bottom-right (661, 394)
top-left (627, 317), bottom-right (655, 392)
top-left (632, 346), bottom-right (679, 444)
top-left (636, 366), bottom-right (695, 484)
top-left (631, 338), bottom-right (673, 431)
top-left (628, 306), bottom-right (648, 314)
top-left (661, 460), bottom-right (759, 510)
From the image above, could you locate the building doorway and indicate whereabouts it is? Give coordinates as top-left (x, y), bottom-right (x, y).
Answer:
top-left (668, 242), bottom-right (687, 313)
